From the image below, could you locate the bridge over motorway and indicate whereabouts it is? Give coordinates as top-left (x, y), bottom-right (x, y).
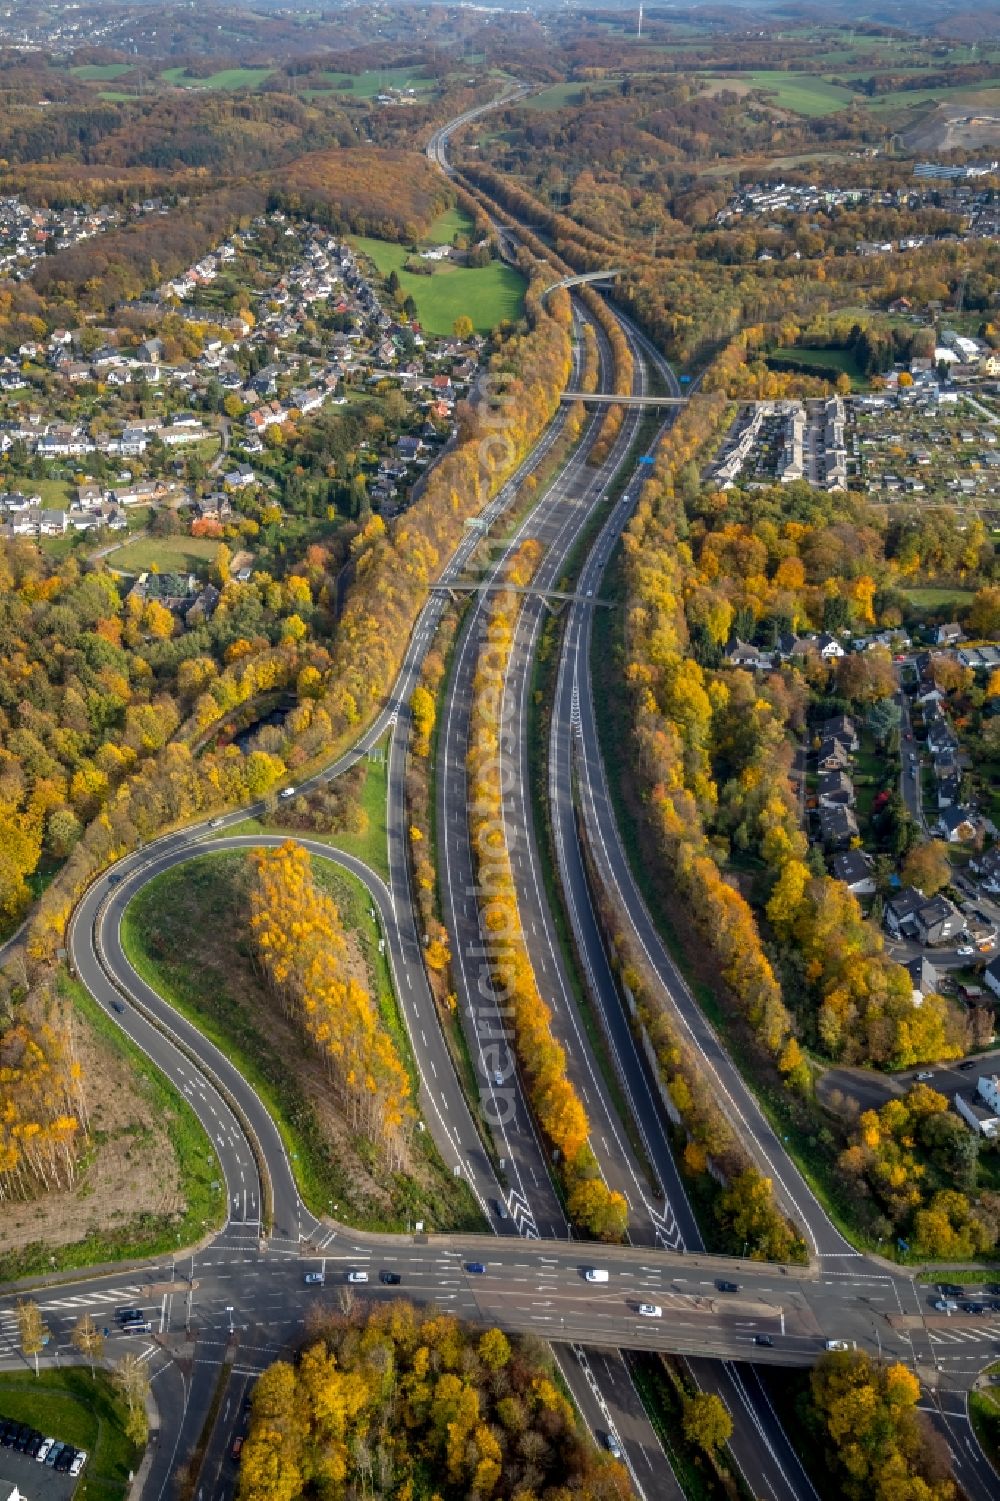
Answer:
top-left (431, 580), bottom-right (613, 609)
top-left (560, 391), bottom-right (688, 407)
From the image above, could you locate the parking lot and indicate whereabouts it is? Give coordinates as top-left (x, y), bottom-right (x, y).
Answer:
top-left (0, 1445), bottom-right (78, 1501)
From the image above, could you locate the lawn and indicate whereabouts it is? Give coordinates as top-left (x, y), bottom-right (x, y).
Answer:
top-left (970, 1363), bottom-right (1000, 1473)
top-left (160, 66), bottom-right (273, 90)
top-left (108, 534), bottom-right (223, 575)
top-left (899, 586), bottom-right (976, 609)
top-left (427, 204), bottom-right (476, 243)
top-left (0, 1369), bottom-right (142, 1501)
top-left (71, 62), bottom-right (134, 81)
top-left (711, 70), bottom-right (855, 117)
top-left (768, 344), bottom-right (866, 387)
top-left (351, 236), bottom-right (525, 335)
top-left (121, 851), bottom-right (482, 1233)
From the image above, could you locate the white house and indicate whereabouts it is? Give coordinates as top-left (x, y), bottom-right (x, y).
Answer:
top-left (955, 1090), bottom-right (1000, 1139)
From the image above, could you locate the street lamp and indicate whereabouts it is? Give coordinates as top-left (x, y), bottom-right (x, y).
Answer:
top-left (226, 1306), bottom-right (234, 1335)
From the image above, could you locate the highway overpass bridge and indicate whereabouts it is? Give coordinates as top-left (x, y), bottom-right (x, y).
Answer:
top-left (560, 391), bottom-right (688, 407)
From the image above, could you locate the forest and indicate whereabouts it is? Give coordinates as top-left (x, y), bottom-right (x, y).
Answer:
top-left (238, 1301), bottom-right (633, 1501)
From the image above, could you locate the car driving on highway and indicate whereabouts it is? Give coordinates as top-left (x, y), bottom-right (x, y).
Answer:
top-left (638, 1303), bottom-right (662, 1318)
top-left (304, 1271), bottom-right (325, 1285)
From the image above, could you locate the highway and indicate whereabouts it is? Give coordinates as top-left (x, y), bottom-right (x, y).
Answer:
top-left (0, 87), bottom-right (998, 1501)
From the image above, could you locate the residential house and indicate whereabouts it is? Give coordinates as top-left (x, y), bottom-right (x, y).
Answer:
top-left (955, 1089), bottom-right (1000, 1138)
top-left (935, 806), bottom-right (977, 843)
top-left (817, 633), bottom-right (846, 659)
top-left (970, 849), bottom-right (1000, 894)
top-left (915, 893), bottom-right (964, 947)
top-left (817, 770), bottom-right (855, 808)
top-left (816, 738), bottom-right (852, 773)
top-left (818, 804), bottom-right (860, 850)
top-left (885, 886), bottom-right (930, 940)
top-left (832, 850), bottom-right (876, 897)
top-left (725, 638), bottom-right (767, 669)
top-left (903, 955), bottom-right (940, 1005)
top-left (816, 714), bottom-right (859, 751)
top-left (984, 959), bottom-right (1000, 1002)
top-left (936, 622), bottom-right (965, 646)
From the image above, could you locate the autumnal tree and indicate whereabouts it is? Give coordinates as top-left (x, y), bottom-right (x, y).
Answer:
top-left (16, 1299), bottom-right (48, 1376)
top-left (682, 1392), bottom-right (733, 1454)
top-left (114, 1352), bottom-right (150, 1446)
top-left (901, 841), bottom-right (952, 898)
top-left (71, 1311), bottom-right (104, 1375)
top-left (452, 314), bottom-right (474, 339)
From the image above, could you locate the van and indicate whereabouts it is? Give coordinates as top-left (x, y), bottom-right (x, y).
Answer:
top-left (347, 1270), bottom-right (369, 1284)
top-left (824, 1338), bottom-right (854, 1351)
top-left (585, 1268), bottom-right (609, 1283)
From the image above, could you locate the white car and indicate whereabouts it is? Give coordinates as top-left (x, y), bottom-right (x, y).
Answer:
top-left (69, 1451), bottom-right (87, 1477)
top-left (957, 946), bottom-right (975, 957)
top-left (493, 1069), bottom-right (504, 1087)
top-left (915, 1071), bottom-right (934, 1081)
top-left (37, 1438), bottom-right (54, 1464)
top-left (604, 1432), bottom-right (623, 1459)
top-left (638, 1303), bottom-right (662, 1318)
top-left (825, 1339), bottom-right (853, 1351)
top-left (304, 1271), bottom-right (325, 1286)
top-left (347, 1270), bottom-right (369, 1284)
top-left (585, 1268), bottom-right (609, 1283)
top-left (279, 786), bottom-right (296, 800)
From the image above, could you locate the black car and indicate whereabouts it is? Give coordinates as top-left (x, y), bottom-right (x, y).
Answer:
top-left (959, 1061), bottom-right (976, 1071)
top-left (116, 1306), bottom-right (145, 1324)
top-left (985, 1283), bottom-right (1000, 1296)
top-left (26, 1432), bottom-right (43, 1458)
top-left (14, 1425), bottom-right (35, 1451)
top-left (753, 1334), bottom-right (774, 1347)
top-left (379, 1270), bottom-right (401, 1285)
top-left (0, 1421), bottom-right (16, 1447)
top-left (716, 1280), bottom-right (740, 1293)
top-left (937, 1283), bottom-right (963, 1297)
top-left (962, 1302), bottom-right (987, 1315)
top-left (55, 1445), bottom-right (76, 1473)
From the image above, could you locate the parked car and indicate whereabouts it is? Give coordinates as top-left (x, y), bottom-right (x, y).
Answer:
top-left (932, 1299), bottom-right (959, 1313)
top-left (36, 1438), bottom-right (54, 1464)
top-left (957, 946), bottom-right (975, 957)
top-left (44, 1442), bottom-right (65, 1467)
top-left (69, 1450), bottom-right (88, 1477)
top-left (55, 1446), bottom-right (75, 1473)
top-left (962, 1302), bottom-right (987, 1315)
top-left (938, 1283), bottom-right (963, 1296)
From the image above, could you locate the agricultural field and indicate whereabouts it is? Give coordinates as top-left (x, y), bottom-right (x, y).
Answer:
top-left (523, 79), bottom-right (622, 111)
top-left (107, 534), bottom-right (224, 575)
top-left (350, 235), bottom-right (525, 335)
top-left (160, 66), bottom-right (274, 90)
top-left (707, 70), bottom-right (854, 116)
top-left (70, 62), bottom-right (134, 81)
top-left (308, 67), bottom-right (436, 97)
